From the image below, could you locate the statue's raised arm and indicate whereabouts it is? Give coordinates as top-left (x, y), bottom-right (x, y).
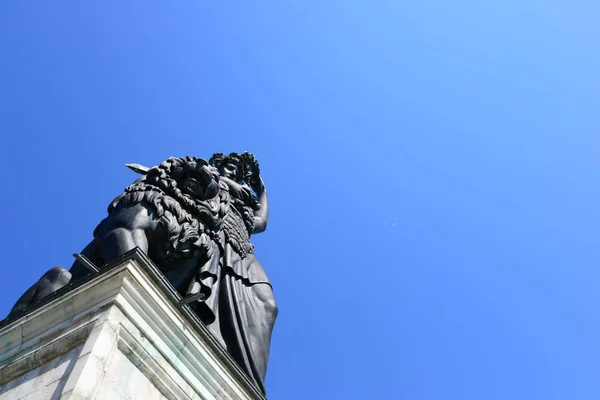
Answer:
top-left (250, 176), bottom-right (268, 234)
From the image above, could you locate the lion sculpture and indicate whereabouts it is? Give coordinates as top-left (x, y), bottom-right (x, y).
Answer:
top-left (10, 156), bottom-right (228, 314)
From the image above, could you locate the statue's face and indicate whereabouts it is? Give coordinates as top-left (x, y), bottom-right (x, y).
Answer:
top-left (220, 162), bottom-right (240, 181)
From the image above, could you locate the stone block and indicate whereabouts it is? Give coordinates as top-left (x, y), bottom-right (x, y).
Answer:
top-left (0, 249), bottom-right (264, 400)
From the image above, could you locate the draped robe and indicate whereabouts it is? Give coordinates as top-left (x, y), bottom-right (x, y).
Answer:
top-left (193, 197), bottom-right (277, 394)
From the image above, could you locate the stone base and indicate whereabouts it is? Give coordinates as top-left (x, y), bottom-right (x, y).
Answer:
top-left (0, 249), bottom-right (264, 400)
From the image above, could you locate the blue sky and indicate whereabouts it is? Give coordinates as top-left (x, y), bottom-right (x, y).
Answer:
top-left (1, 1), bottom-right (599, 399)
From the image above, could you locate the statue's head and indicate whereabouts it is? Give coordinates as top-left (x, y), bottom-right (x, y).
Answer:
top-left (209, 152), bottom-right (245, 183)
top-left (209, 152), bottom-right (260, 185)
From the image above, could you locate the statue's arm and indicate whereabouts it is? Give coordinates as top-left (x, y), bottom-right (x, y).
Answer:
top-left (252, 179), bottom-right (268, 234)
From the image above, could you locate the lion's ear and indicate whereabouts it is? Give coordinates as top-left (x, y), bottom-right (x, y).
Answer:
top-left (125, 163), bottom-right (150, 174)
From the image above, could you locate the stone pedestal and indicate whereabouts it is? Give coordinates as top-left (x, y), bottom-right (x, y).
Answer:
top-left (0, 249), bottom-right (265, 400)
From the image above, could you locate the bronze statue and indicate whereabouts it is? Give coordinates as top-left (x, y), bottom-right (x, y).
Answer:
top-left (8, 152), bottom-right (277, 393)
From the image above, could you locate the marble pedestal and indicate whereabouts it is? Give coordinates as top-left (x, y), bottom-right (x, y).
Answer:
top-left (0, 249), bottom-right (265, 400)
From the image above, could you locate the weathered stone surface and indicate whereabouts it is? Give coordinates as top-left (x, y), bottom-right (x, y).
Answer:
top-left (0, 250), bottom-right (265, 400)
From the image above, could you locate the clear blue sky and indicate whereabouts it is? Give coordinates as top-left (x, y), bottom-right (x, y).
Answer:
top-left (1, 2), bottom-right (599, 399)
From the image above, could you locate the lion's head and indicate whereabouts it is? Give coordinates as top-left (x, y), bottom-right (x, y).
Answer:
top-left (164, 157), bottom-right (221, 202)
top-left (105, 156), bottom-right (231, 266)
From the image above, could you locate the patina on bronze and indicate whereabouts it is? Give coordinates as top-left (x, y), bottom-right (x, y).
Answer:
top-left (9, 152), bottom-right (277, 394)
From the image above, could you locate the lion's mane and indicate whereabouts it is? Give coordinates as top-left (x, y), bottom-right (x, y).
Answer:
top-left (103, 156), bottom-right (230, 266)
